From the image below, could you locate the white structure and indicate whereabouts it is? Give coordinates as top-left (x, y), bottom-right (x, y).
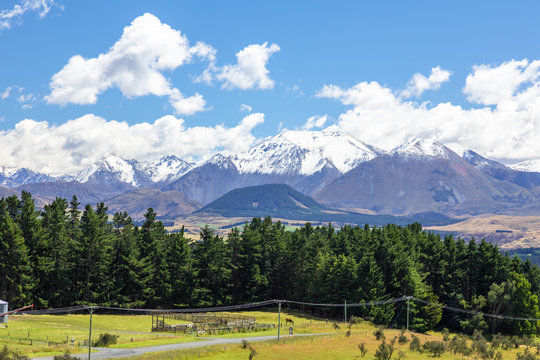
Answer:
top-left (0, 299), bottom-right (8, 323)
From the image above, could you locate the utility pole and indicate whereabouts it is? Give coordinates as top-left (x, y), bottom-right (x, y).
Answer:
top-left (406, 297), bottom-right (410, 331)
top-left (344, 300), bottom-right (347, 323)
top-left (277, 301), bottom-right (282, 340)
top-left (87, 306), bottom-right (96, 360)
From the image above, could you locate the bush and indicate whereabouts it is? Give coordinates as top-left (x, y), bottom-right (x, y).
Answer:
top-left (53, 352), bottom-right (80, 360)
top-left (374, 340), bottom-right (395, 360)
top-left (346, 329), bottom-right (351, 337)
top-left (422, 341), bottom-right (445, 357)
top-left (442, 328), bottom-right (450, 342)
top-left (0, 346), bottom-right (29, 360)
top-left (241, 339), bottom-right (250, 349)
top-left (349, 315), bottom-right (363, 324)
top-left (397, 329), bottom-right (408, 344)
top-left (358, 342), bottom-right (368, 357)
top-left (248, 346), bottom-right (257, 360)
top-left (332, 322), bottom-right (340, 330)
top-left (409, 334), bottom-right (421, 352)
top-left (374, 327), bottom-right (385, 341)
top-left (517, 348), bottom-right (537, 360)
top-left (448, 335), bottom-right (470, 356)
top-left (93, 333), bottom-right (119, 347)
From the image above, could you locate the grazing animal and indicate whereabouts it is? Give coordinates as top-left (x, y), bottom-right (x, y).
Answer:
top-left (285, 318), bottom-right (294, 325)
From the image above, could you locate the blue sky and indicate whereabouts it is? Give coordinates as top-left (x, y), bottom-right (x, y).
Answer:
top-left (2, 0), bottom-right (540, 174)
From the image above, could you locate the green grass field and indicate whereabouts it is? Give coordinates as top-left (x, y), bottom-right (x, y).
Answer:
top-left (0, 313), bottom-right (195, 357)
top-left (0, 309), bottom-right (536, 359)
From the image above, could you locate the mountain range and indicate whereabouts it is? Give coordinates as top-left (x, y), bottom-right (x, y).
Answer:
top-left (2, 128), bottom-right (540, 221)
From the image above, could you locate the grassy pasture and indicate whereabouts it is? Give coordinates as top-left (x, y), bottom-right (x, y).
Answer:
top-left (0, 314), bottom-right (194, 357)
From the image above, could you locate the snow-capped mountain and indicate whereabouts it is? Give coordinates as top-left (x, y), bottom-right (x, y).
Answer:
top-left (510, 159), bottom-right (540, 173)
top-left (74, 154), bottom-right (194, 188)
top-left (390, 137), bottom-right (449, 159)
top-left (0, 166), bottom-right (56, 187)
top-left (232, 128), bottom-right (381, 176)
top-left (136, 155), bottom-right (194, 183)
top-left (75, 154), bottom-right (147, 187)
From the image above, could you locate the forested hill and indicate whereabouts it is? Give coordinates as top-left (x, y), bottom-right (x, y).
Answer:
top-left (1, 191), bottom-right (540, 335)
top-left (196, 183), bottom-right (456, 226)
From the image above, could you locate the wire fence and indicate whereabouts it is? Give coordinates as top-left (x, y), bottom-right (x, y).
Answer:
top-left (15, 296), bottom-right (540, 324)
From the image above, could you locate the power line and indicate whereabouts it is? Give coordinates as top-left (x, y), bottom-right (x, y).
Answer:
top-left (20, 296), bottom-right (540, 323)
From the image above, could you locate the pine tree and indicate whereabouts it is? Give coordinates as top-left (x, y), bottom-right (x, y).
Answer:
top-left (0, 199), bottom-right (32, 307)
top-left (166, 228), bottom-right (195, 307)
top-left (193, 226), bottom-right (231, 306)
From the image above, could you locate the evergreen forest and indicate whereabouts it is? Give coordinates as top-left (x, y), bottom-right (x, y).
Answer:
top-left (1, 191), bottom-right (540, 335)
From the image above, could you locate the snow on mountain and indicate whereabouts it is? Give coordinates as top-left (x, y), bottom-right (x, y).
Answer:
top-left (205, 153), bottom-right (235, 169)
top-left (232, 128), bottom-right (380, 176)
top-left (391, 137), bottom-right (450, 159)
top-left (0, 166), bottom-right (56, 186)
top-left (137, 155), bottom-right (194, 183)
top-left (0, 166), bottom-right (18, 178)
top-left (75, 154), bottom-right (141, 186)
top-left (509, 159), bottom-right (540, 173)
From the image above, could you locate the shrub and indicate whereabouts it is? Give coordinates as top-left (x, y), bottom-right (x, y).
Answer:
top-left (409, 334), bottom-right (421, 352)
top-left (0, 346), bottom-right (29, 360)
top-left (358, 342), bottom-right (368, 357)
top-left (241, 339), bottom-right (250, 349)
top-left (374, 326), bottom-right (385, 341)
top-left (53, 352), bottom-right (80, 360)
top-left (248, 346), bottom-right (257, 360)
top-left (517, 348), bottom-right (537, 360)
top-left (349, 315), bottom-right (362, 324)
top-left (93, 333), bottom-right (119, 347)
top-left (332, 322), bottom-right (340, 330)
top-left (448, 335), bottom-right (469, 356)
top-left (374, 340), bottom-right (395, 360)
top-left (396, 350), bottom-right (406, 360)
top-left (346, 329), bottom-right (351, 337)
top-left (422, 341), bottom-right (445, 357)
top-left (442, 328), bottom-right (450, 342)
top-left (398, 329), bottom-right (408, 344)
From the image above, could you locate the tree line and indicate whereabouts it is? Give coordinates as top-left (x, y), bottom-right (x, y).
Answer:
top-left (1, 191), bottom-right (539, 335)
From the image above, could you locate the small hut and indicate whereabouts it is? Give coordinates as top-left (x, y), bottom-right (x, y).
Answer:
top-left (0, 299), bottom-right (8, 323)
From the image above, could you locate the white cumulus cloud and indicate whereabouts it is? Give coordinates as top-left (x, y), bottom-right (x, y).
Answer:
top-left (199, 42), bottom-right (280, 90)
top-left (401, 66), bottom-right (451, 98)
top-left (303, 115), bottom-right (328, 130)
top-left (317, 59), bottom-right (540, 164)
top-left (0, 0), bottom-right (56, 30)
top-left (0, 113), bottom-right (264, 175)
top-left (45, 13), bottom-right (214, 115)
top-left (464, 59), bottom-right (540, 106)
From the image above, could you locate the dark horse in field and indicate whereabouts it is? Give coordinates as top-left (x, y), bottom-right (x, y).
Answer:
top-left (285, 318), bottom-right (294, 325)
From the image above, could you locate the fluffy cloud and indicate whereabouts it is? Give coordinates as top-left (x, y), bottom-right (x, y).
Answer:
top-left (199, 42), bottom-right (280, 90)
top-left (45, 13), bottom-right (214, 115)
top-left (0, 113), bottom-right (264, 175)
top-left (317, 59), bottom-right (540, 163)
top-left (303, 115), bottom-right (328, 130)
top-left (401, 66), bottom-right (451, 98)
top-left (0, 0), bottom-right (55, 30)
top-left (464, 59), bottom-right (540, 106)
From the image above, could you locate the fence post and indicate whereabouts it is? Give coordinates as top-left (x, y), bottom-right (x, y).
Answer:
top-left (344, 300), bottom-right (347, 323)
top-left (277, 301), bottom-right (281, 340)
top-left (406, 297), bottom-right (410, 331)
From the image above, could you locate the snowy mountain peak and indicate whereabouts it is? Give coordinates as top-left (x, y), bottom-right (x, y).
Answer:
top-left (137, 155), bottom-right (193, 183)
top-left (463, 149), bottom-right (506, 169)
top-left (232, 128), bottom-right (380, 176)
top-left (206, 154), bottom-right (233, 169)
top-left (391, 137), bottom-right (449, 159)
top-left (509, 159), bottom-right (540, 173)
top-left (75, 154), bottom-right (139, 186)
